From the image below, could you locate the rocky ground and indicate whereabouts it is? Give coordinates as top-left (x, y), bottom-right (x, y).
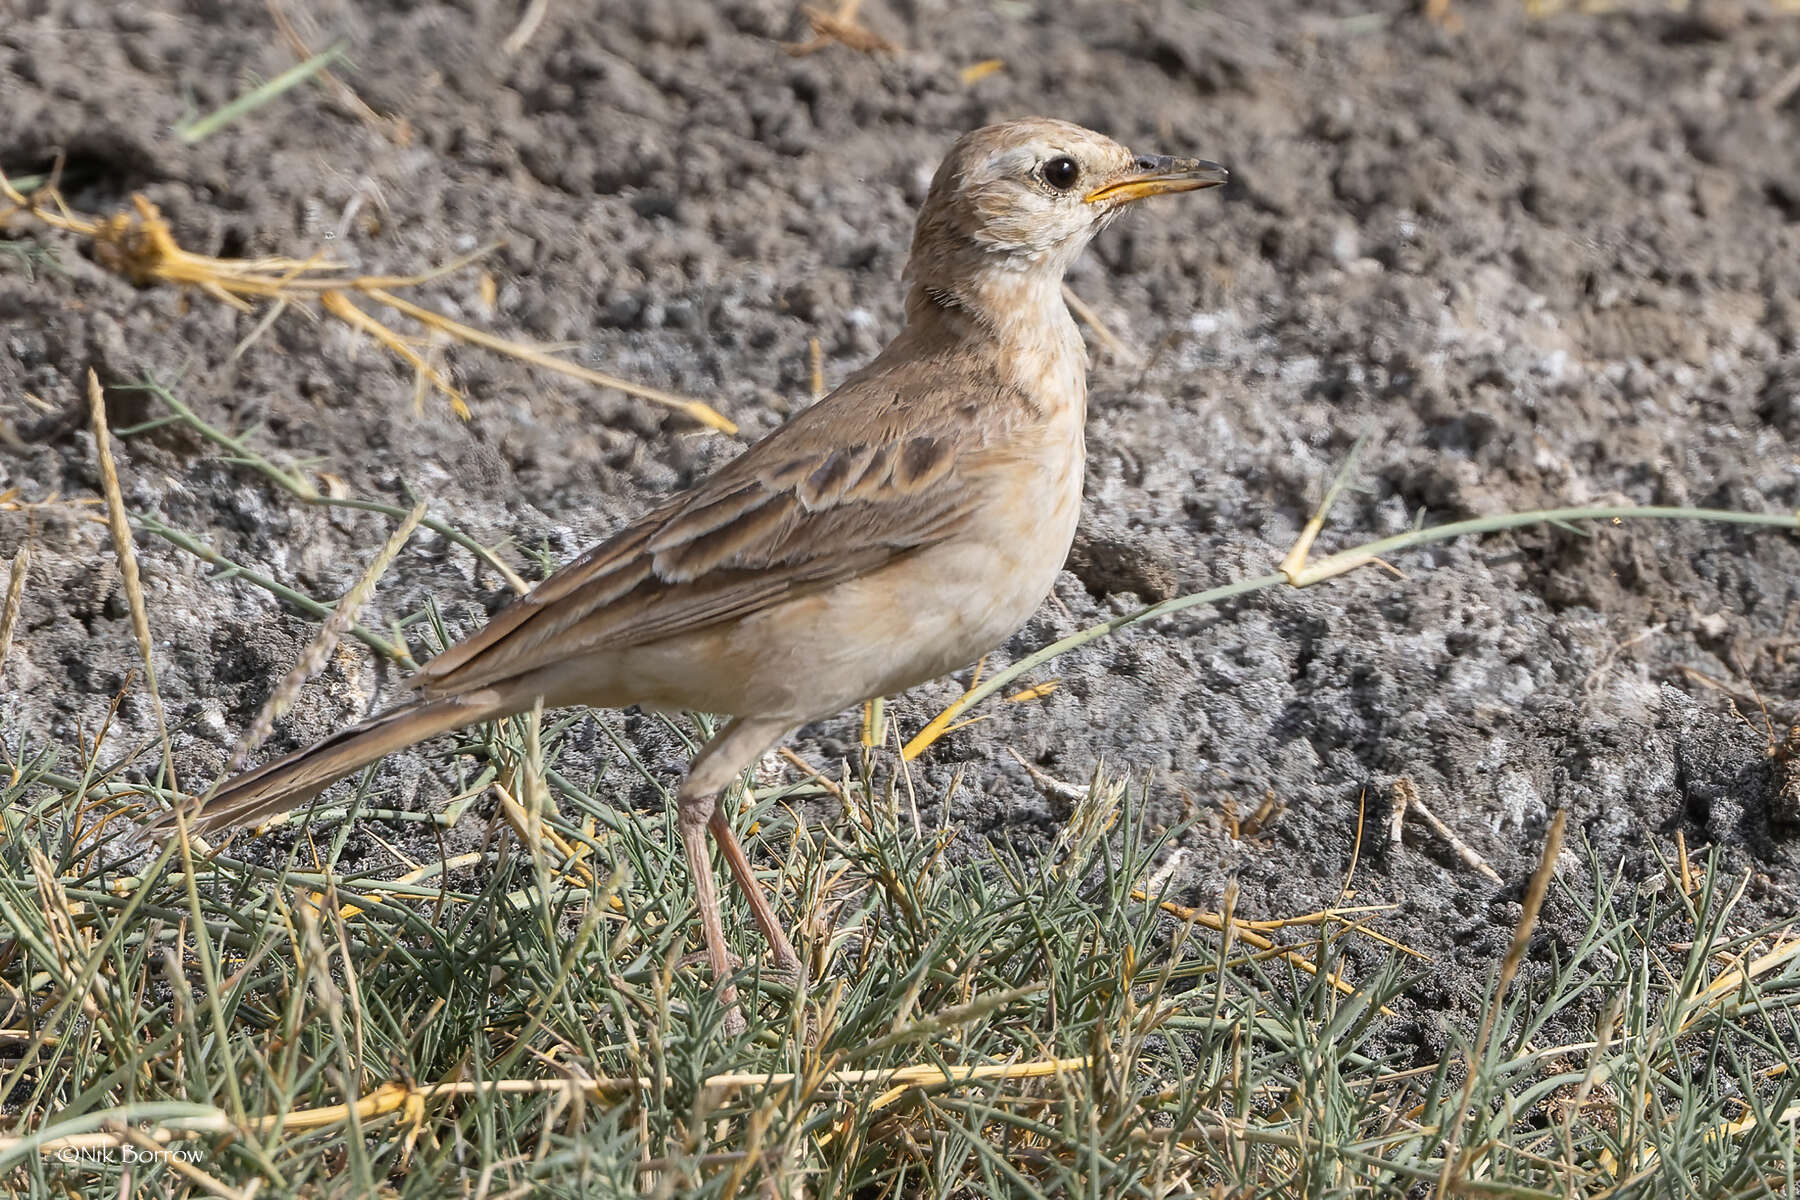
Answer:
top-left (3, 0), bottom-right (1798, 1050)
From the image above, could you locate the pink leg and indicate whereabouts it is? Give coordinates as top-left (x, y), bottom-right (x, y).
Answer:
top-left (710, 805), bottom-right (803, 974)
top-left (674, 717), bottom-right (800, 1030)
top-left (677, 791), bottom-right (744, 1032)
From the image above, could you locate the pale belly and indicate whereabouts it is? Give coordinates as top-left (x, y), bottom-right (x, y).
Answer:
top-left (601, 437), bottom-right (1085, 723)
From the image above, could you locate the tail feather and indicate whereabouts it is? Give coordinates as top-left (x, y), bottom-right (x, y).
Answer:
top-left (150, 690), bottom-right (510, 836)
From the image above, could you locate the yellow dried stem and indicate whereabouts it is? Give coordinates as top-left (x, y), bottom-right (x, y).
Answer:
top-left (0, 545), bottom-right (29, 684)
top-left (1, 171), bottom-right (733, 431)
top-left (230, 501), bottom-right (426, 772)
top-left (363, 287), bottom-right (737, 432)
top-left (88, 370), bottom-right (176, 793)
top-left (321, 290), bottom-right (469, 418)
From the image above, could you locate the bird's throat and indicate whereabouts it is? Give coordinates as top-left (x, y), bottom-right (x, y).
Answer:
top-left (899, 266), bottom-right (1087, 425)
top-left (905, 261), bottom-right (1068, 338)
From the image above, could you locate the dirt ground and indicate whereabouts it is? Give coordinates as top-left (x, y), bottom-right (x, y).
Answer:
top-left (4, 0), bottom-right (1798, 1053)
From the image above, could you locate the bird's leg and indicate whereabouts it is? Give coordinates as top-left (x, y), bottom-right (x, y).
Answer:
top-left (676, 789), bottom-right (743, 1030)
top-left (709, 806), bottom-right (803, 974)
top-left (675, 716), bottom-right (799, 1031)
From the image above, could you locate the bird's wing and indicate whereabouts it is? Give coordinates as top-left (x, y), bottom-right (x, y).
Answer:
top-left (411, 364), bottom-right (1011, 697)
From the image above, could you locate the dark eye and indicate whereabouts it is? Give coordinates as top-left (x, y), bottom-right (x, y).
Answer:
top-left (1041, 156), bottom-right (1080, 191)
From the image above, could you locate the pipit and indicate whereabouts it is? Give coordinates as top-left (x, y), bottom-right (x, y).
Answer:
top-left (155, 118), bottom-right (1226, 1024)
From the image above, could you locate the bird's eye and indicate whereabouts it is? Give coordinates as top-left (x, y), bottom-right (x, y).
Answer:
top-left (1041, 156), bottom-right (1080, 191)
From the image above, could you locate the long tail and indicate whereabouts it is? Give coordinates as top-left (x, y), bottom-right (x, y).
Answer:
top-left (149, 689), bottom-right (514, 836)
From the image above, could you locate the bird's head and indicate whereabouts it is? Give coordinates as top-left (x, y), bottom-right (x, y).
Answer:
top-left (905, 118), bottom-right (1227, 328)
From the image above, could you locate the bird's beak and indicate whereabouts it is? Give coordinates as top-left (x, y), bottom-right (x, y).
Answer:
top-left (1084, 155), bottom-right (1229, 205)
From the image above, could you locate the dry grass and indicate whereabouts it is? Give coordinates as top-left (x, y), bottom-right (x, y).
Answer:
top-left (0, 170), bottom-right (734, 432)
top-left (5, 721), bottom-right (1797, 1195)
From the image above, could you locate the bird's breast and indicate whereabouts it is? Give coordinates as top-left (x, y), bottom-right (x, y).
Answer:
top-left (679, 405), bottom-right (1088, 723)
top-left (853, 393), bottom-right (1088, 696)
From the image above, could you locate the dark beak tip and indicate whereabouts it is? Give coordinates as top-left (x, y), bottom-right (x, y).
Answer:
top-left (1132, 154), bottom-right (1230, 185)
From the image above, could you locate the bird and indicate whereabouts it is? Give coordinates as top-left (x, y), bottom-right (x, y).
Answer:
top-left (152, 118), bottom-right (1226, 1025)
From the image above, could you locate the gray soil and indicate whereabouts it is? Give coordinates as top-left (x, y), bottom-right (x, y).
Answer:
top-left (4, 0), bottom-right (1798, 1058)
